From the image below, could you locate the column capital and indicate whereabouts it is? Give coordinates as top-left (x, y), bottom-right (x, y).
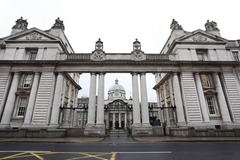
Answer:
top-left (140, 72), bottom-right (146, 76)
top-left (13, 72), bottom-right (20, 75)
top-left (131, 72), bottom-right (138, 76)
top-left (54, 72), bottom-right (63, 75)
top-left (98, 72), bottom-right (106, 75)
top-left (194, 72), bottom-right (199, 75)
top-left (34, 72), bottom-right (40, 75)
top-left (90, 72), bottom-right (96, 76)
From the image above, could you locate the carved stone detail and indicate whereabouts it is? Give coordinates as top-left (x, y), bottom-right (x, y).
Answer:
top-left (131, 50), bottom-right (146, 61)
top-left (170, 19), bottom-right (183, 30)
top-left (26, 32), bottom-right (42, 40)
top-left (91, 50), bottom-right (105, 61)
top-left (192, 34), bottom-right (208, 42)
top-left (205, 20), bottom-right (219, 32)
top-left (51, 17), bottom-right (65, 31)
top-left (12, 17), bottom-right (28, 30)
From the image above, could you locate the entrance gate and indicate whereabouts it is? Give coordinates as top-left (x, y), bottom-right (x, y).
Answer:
top-left (104, 100), bottom-right (133, 136)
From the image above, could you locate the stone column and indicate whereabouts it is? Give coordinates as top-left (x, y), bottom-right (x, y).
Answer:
top-left (96, 73), bottom-right (105, 126)
top-left (213, 73), bottom-right (231, 122)
top-left (23, 72), bottom-right (40, 126)
top-left (157, 88), bottom-right (164, 123)
top-left (0, 72), bottom-right (20, 127)
top-left (0, 73), bottom-right (13, 120)
top-left (194, 73), bottom-right (210, 122)
top-left (140, 73), bottom-right (150, 125)
top-left (132, 73), bottom-right (141, 125)
top-left (113, 113), bottom-right (115, 129)
top-left (50, 73), bottom-right (64, 126)
top-left (86, 73), bottom-right (97, 126)
top-left (163, 84), bottom-right (170, 125)
top-left (124, 113), bottom-right (127, 129)
top-left (172, 73), bottom-right (186, 124)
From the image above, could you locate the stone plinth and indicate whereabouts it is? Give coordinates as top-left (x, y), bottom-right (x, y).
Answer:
top-left (132, 124), bottom-right (153, 136)
top-left (84, 125), bottom-right (105, 136)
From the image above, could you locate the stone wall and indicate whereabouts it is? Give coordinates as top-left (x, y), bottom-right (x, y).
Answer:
top-left (0, 129), bottom-right (66, 138)
top-left (170, 127), bottom-right (240, 137)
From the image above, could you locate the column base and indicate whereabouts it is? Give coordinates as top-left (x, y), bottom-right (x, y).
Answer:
top-left (132, 124), bottom-right (153, 136)
top-left (176, 122), bottom-right (187, 127)
top-left (21, 123), bottom-right (31, 129)
top-left (48, 124), bottom-right (60, 129)
top-left (0, 124), bottom-right (10, 129)
top-left (84, 124), bottom-right (105, 136)
top-left (221, 121), bottom-right (234, 129)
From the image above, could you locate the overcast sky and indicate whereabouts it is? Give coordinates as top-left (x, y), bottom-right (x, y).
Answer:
top-left (1, 0), bottom-right (240, 102)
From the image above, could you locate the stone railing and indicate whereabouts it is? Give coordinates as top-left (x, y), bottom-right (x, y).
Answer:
top-left (146, 54), bottom-right (169, 60)
top-left (67, 54), bottom-right (90, 60)
top-left (66, 53), bottom-right (170, 61)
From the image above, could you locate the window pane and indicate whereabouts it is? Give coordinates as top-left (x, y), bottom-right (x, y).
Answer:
top-left (232, 51), bottom-right (239, 61)
top-left (29, 52), bottom-right (37, 60)
top-left (206, 96), bottom-right (216, 115)
top-left (196, 49), bottom-right (207, 61)
top-left (17, 97), bottom-right (28, 117)
top-left (200, 74), bottom-right (213, 88)
top-left (197, 53), bottom-right (204, 61)
top-left (23, 74), bottom-right (33, 88)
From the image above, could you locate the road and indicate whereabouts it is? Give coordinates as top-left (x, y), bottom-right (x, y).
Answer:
top-left (0, 135), bottom-right (239, 160)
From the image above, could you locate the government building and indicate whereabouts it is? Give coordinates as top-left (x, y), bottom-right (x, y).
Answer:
top-left (0, 17), bottom-right (239, 137)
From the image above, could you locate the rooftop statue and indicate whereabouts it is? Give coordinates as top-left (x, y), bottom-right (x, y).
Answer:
top-left (170, 19), bottom-right (183, 30)
top-left (51, 17), bottom-right (65, 31)
top-left (12, 17), bottom-right (28, 30)
top-left (205, 20), bottom-right (219, 32)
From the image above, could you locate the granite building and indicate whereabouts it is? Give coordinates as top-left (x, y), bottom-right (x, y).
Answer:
top-left (0, 17), bottom-right (240, 137)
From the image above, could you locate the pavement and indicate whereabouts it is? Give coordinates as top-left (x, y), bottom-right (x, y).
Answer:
top-left (1, 136), bottom-right (240, 143)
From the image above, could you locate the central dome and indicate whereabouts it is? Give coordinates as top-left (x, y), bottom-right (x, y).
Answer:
top-left (108, 79), bottom-right (126, 100)
top-left (108, 79), bottom-right (125, 92)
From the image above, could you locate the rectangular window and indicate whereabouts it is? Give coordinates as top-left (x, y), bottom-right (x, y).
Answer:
top-left (22, 74), bottom-right (33, 88)
top-left (196, 49), bottom-right (208, 61)
top-left (206, 96), bottom-right (217, 115)
top-left (200, 73), bottom-right (214, 88)
top-left (26, 48), bottom-right (38, 60)
top-left (29, 52), bottom-right (37, 60)
top-left (16, 97), bottom-right (28, 117)
top-left (232, 51), bottom-right (239, 61)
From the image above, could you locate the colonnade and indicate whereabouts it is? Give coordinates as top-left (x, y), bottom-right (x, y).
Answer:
top-left (86, 72), bottom-right (150, 129)
top-left (0, 72), bottom-right (76, 128)
top-left (156, 72), bottom-right (232, 126)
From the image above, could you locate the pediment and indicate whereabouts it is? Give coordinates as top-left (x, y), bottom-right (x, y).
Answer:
top-left (13, 31), bottom-right (52, 40)
top-left (4, 28), bottom-right (58, 41)
top-left (203, 89), bottom-right (217, 95)
top-left (177, 30), bottom-right (227, 43)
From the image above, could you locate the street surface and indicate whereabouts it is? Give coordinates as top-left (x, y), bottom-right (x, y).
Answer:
top-left (0, 134), bottom-right (239, 160)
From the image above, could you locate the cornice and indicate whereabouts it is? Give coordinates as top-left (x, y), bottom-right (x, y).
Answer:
top-left (0, 60), bottom-right (239, 67)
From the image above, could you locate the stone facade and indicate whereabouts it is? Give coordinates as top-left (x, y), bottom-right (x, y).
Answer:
top-left (0, 17), bottom-right (240, 137)
top-left (0, 18), bottom-right (80, 134)
top-left (154, 19), bottom-right (240, 136)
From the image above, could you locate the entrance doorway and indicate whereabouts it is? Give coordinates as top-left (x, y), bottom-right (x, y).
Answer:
top-left (104, 99), bottom-right (132, 134)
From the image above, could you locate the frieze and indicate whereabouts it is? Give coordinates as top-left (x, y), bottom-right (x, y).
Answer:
top-left (90, 50), bottom-right (106, 61)
top-left (192, 34), bottom-right (208, 42)
top-left (131, 50), bottom-right (146, 61)
top-left (26, 32), bottom-right (42, 40)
